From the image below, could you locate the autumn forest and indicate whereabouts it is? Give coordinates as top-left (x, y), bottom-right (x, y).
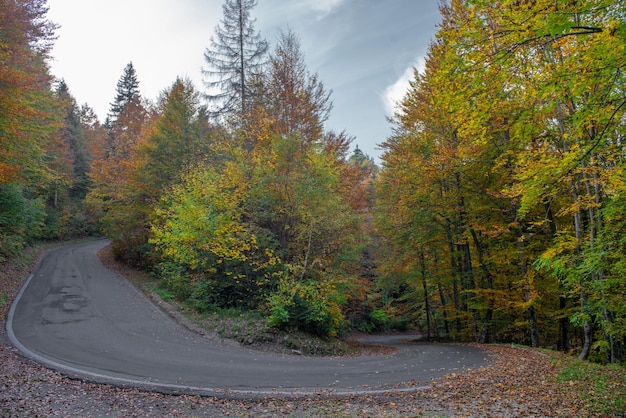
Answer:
top-left (2, 0), bottom-right (625, 364)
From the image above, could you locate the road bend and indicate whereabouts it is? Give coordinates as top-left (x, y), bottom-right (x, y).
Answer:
top-left (7, 239), bottom-right (489, 398)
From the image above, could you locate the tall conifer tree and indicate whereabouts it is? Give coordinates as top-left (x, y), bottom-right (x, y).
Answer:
top-left (202, 0), bottom-right (268, 119)
top-left (107, 62), bottom-right (141, 123)
top-left (104, 62), bottom-right (146, 157)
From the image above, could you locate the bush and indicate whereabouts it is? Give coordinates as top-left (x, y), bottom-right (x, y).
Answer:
top-left (0, 183), bottom-right (45, 261)
top-left (267, 275), bottom-right (345, 338)
top-left (156, 258), bottom-right (269, 312)
top-left (370, 309), bottom-right (388, 327)
top-left (157, 261), bottom-right (193, 301)
top-left (357, 308), bottom-right (389, 333)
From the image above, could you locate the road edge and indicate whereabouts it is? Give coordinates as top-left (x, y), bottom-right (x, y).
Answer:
top-left (4, 241), bottom-right (433, 400)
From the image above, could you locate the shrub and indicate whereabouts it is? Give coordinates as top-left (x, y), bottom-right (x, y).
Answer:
top-left (370, 309), bottom-right (388, 327)
top-left (156, 261), bottom-right (193, 301)
top-left (267, 275), bottom-right (345, 338)
top-left (0, 183), bottom-right (45, 261)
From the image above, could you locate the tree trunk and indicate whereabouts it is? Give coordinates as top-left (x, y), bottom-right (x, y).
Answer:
top-left (54, 180), bottom-right (58, 209)
top-left (570, 170), bottom-right (592, 361)
top-left (438, 283), bottom-right (450, 337)
top-left (515, 219), bottom-right (540, 348)
top-left (445, 220), bottom-right (463, 334)
top-left (545, 203), bottom-right (570, 351)
top-left (528, 305), bottom-right (540, 348)
top-left (419, 249), bottom-right (431, 341)
top-left (604, 309), bottom-right (616, 363)
top-left (559, 296), bottom-right (570, 351)
top-left (238, 2), bottom-right (246, 115)
top-left (470, 228), bottom-right (494, 344)
top-left (574, 190), bottom-right (592, 360)
top-left (578, 311), bottom-right (592, 360)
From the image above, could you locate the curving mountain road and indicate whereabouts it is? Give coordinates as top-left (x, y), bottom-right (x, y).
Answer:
top-left (7, 240), bottom-right (488, 398)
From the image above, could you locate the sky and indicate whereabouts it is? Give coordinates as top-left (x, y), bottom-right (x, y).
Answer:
top-left (45, 0), bottom-right (441, 161)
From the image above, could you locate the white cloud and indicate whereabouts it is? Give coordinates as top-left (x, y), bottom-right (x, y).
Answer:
top-left (382, 56), bottom-right (425, 116)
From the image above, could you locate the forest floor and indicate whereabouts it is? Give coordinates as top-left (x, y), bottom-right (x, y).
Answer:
top-left (1, 240), bottom-right (625, 417)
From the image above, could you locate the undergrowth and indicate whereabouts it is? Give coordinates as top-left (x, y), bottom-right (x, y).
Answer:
top-left (149, 268), bottom-right (357, 356)
top-left (555, 355), bottom-right (626, 416)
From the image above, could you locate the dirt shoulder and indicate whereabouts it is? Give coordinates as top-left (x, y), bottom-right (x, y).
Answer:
top-left (1, 241), bottom-right (624, 417)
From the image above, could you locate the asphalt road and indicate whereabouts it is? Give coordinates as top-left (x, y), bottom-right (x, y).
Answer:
top-left (7, 240), bottom-right (489, 397)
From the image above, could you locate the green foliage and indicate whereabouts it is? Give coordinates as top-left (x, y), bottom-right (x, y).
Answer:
top-left (83, 12), bottom-right (364, 339)
top-left (556, 358), bottom-right (626, 415)
top-left (139, 77), bottom-right (211, 197)
top-left (369, 309), bottom-right (388, 329)
top-left (107, 62), bottom-right (141, 121)
top-left (267, 273), bottom-right (345, 338)
top-left (0, 183), bottom-right (45, 261)
top-left (375, 0), bottom-right (626, 357)
top-left (155, 261), bottom-right (193, 301)
top-left (358, 308), bottom-right (393, 333)
top-left (150, 163), bottom-right (280, 309)
top-left (0, 1), bottom-right (96, 254)
top-left (250, 134), bottom-right (363, 271)
top-left (86, 67), bottom-right (151, 265)
top-left (149, 126), bottom-right (363, 336)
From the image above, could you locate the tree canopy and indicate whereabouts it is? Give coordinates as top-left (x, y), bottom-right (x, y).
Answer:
top-left (376, 0), bottom-right (626, 362)
top-left (4, 0), bottom-right (626, 359)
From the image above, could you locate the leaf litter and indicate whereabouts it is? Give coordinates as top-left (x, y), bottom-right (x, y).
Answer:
top-left (2, 333), bottom-right (623, 417)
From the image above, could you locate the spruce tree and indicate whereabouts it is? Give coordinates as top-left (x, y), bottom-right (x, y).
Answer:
top-left (202, 0), bottom-right (268, 119)
top-left (107, 62), bottom-right (141, 123)
top-left (105, 62), bottom-right (146, 156)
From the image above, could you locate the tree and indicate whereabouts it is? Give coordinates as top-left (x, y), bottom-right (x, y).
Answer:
top-left (375, 0), bottom-right (626, 361)
top-left (150, 130), bottom-right (362, 336)
top-left (150, 162), bottom-right (277, 308)
top-left (264, 28), bottom-right (332, 145)
top-left (148, 63), bottom-right (363, 335)
top-left (253, 134), bottom-right (362, 336)
top-left (375, 0), bottom-right (559, 345)
top-left (202, 0), bottom-right (268, 119)
top-left (137, 77), bottom-right (212, 205)
top-left (0, 0), bottom-right (59, 257)
top-left (55, 80), bottom-right (83, 196)
top-left (86, 64), bottom-right (151, 263)
top-left (104, 62), bottom-right (146, 157)
top-left (46, 80), bottom-right (104, 238)
top-left (106, 64), bottom-right (148, 151)
top-left (107, 62), bottom-right (141, 122)
top-left (43, 80), bottom-right (74, 235)
top-left (0, 0), bottom-right (57, 185)
top-left (486, 0), bottom-right (626, 361)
